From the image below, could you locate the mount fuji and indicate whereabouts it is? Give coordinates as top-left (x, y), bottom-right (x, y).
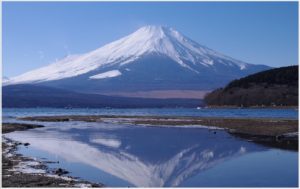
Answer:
top-left (5, 25), bottom-right (270, 97)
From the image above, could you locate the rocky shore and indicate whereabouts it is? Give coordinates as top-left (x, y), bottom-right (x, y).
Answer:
top-left (2, 123), bottom-right (103, 187)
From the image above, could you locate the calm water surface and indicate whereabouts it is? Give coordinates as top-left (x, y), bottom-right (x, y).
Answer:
top-left (3, 107), bottom-right (298, 119)
top-left (2, 108), bottom-right (298, 187)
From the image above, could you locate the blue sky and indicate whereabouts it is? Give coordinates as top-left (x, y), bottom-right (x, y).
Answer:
top-left (3, 2), bottom-right (298, 77)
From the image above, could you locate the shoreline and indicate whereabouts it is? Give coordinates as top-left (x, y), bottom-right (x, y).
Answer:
top-left (3, 106), bottom-right (298, 110)
top-left (19, 115), bottom-right (298, 150)
top-left (204, 105), bottom-right (298, 109)
top-left (2, 123), bottom-right (103, 187)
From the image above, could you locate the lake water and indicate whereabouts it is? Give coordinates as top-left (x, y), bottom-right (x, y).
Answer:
top-left (2, 108), bottom-right (298, 187)
top-left (3, 107), bottom-right (299, 119)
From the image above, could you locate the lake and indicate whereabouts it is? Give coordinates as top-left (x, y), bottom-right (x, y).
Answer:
top-left (2, 108), bottom-right (298, 187)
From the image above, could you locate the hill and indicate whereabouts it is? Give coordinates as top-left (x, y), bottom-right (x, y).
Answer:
top-left (204, 65), bottom-right (298, 107)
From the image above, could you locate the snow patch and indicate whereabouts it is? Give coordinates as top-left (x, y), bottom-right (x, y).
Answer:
top-left (11, 161), bottom-right (46, 174)
top-left (2, 76), bottom-right (10, 85)
top-left (239, 64), bottom-right (247, 70)
top-left (89, 70), bottom-right (122, 79)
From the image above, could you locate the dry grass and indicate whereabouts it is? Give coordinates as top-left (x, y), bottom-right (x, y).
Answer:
top-left (19, 115), bottom-right (298, 136)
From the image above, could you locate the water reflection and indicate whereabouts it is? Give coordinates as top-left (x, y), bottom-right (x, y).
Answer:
top-left (5, 121), bottom-right (266, 187)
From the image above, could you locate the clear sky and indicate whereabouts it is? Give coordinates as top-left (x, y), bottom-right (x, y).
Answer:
top-left (3, 2), bottom-right (298, 77)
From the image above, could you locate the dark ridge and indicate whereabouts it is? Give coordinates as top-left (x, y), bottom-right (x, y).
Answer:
top-left (2, 84), bottom-right (203, 108)
top-left (226, 65), bottom-right (298, 90)
top-left (204, 65), bottom-right (299, 107)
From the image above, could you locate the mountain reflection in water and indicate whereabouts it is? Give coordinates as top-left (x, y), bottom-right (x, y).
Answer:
top-left (5, 121), bottom-right (267, 187)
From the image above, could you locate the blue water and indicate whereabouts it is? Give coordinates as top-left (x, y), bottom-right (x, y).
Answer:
top-left (180, 150), bottom-right (298, 187)
top-left (3, 107), bottom-right (298, 119)
top-left (2, 108), bottom-right (299, 187)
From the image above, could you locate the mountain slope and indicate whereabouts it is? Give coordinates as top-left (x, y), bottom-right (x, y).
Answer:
top-left (5, 25), bottom-right (270, 93)
top-left (204, 65), bottom-right (298, 107)
top-left (2, 76), bottom-right (10, 83)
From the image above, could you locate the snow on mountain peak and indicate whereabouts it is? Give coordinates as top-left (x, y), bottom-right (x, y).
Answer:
top-left (7, 25), bottom-right (249, 85)
top-left (85, 25), bottom-right (248, 71)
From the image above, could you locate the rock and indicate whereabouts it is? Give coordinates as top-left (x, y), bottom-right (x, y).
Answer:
top-left (278, 132), bottom-right (298, 141)
top-left (228, 129), bottom-right (236, 133)
top-left (23, 143), bottom-right (30, 146)
top-left (54, 168), bottom-right (69, 176)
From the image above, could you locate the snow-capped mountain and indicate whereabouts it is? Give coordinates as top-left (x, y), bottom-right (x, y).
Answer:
top-left (5, 25), bottom-right (270, 94)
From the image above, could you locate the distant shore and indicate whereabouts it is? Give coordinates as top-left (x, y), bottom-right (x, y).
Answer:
top-left (204, 105), bottom-right (298, 109)
top-left (2, 123), bottom-right (103, 187)
top-left (20, 115), bottom-right (298, 150)
top-left (3, 106), bottom-right (299, 109)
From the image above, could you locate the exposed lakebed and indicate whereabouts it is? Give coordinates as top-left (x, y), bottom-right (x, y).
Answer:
top-left (2, 108), bottom-right (298, 187)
